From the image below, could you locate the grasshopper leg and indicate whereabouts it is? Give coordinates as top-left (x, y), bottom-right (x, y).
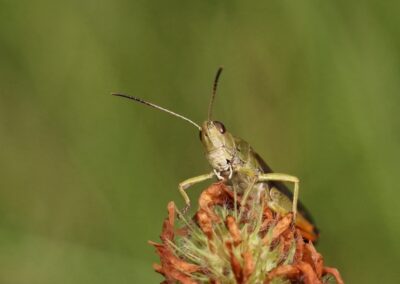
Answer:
top-left (258, 173), bottom-right (299, 220)
top-left (179, 172), bottom-right (215, 214)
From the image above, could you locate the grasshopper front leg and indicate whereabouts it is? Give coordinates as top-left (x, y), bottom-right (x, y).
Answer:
top-left (258, 173), bottom-right (299, 220)
top-left (179, 172), bottom-right (215, 214)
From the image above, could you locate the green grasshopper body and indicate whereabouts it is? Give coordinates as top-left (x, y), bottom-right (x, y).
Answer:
top-left (195, 119), bottom-right (318, 241)
top-left (113, 68), bottom-right (319, 241)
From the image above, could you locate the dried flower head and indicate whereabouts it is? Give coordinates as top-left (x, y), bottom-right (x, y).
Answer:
top-left (150, 182), bottom-right (343, 284)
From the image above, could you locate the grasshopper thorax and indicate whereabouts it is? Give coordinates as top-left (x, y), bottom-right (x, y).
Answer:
top-left (199, 120), bottom-right (237, 174)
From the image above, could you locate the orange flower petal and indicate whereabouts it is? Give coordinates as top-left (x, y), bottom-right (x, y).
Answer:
top-left (242, 251), bottom-right (255, 282)
top-left (323, 267), bottom-right (344, 284)
top-left (263, 213), bottom-right (293, 245)
top-left (297, 261), bottom-right (322, 284)
top-left (303, 242), bottom-right (324, 277)
top-left (226, 215), bottom-right (242, 246)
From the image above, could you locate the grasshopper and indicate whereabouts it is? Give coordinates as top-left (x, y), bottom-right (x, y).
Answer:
top-left (113, 68), bottom-right (319, 241)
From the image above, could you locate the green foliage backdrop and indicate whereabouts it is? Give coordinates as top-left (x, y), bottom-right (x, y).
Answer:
top-left (0, 1), bottom-right (399, 283)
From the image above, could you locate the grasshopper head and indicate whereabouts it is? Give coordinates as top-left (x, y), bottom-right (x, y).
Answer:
top-left (199, 120), bottom-right (236, 173)
top-left (113, 67), bottom-right (235, 174)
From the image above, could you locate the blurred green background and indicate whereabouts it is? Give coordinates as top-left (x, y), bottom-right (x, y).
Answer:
top-left (0, 0), bottom-right (399, 283)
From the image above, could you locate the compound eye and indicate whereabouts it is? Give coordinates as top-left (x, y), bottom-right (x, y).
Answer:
top-left (199, 130), bottom-right (203, 141)
top-left (213, 121), bottom-right (226, 134)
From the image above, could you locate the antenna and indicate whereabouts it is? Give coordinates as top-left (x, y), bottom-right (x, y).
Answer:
top-left (207, 66), bottom-right (223, 121)
top-left (112, 93), bottom-right (201, 130)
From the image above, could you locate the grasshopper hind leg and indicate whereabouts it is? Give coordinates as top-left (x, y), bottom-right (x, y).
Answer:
top-left (259, 173), bottom-right (319, 242)
top-left (257, 173), bottom-right (299, 220)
